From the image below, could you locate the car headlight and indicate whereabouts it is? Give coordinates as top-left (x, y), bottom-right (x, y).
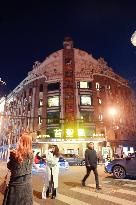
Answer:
top-left (105, 161), bottom-right (110, 166)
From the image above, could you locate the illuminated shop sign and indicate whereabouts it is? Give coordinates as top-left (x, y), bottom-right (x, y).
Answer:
top-left (93, 133), bottom-right (104, 137)
top-left (36, 135), bottom-right (50, 139)
top-left (77, 129), bottom-right (85, 137)
top-left (54, 129), bottom-right (62, 138)
top-left (66, 129), bottom-right (74, 137)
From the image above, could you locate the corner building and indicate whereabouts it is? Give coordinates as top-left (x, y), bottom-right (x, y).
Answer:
top-left (2, 38), bottom-right (136, 157)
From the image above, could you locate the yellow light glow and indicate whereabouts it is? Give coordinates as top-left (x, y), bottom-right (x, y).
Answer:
top-left (108, 107), bottom-right (117, 116)
top-left (66, 129), bottom-right (74, 137)
top-left (54, 129), bottom-right (62, 138)
top-left (78, 129), bottom-right (85, 137)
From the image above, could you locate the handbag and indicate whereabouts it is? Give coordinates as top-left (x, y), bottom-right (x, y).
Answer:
top-left (0, 172), bottom-right (9, 195)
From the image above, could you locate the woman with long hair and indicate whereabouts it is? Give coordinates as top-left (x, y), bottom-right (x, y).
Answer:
top-left (2, 133), bottom-right (33, 205)
top-left (45, 144), bottom-right (60, 199)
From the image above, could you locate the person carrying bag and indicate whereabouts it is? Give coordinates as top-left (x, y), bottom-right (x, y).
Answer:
top-left (2, 133), bottom-right (33, 205)
top-left (42, 145), bottom-right (59, 199)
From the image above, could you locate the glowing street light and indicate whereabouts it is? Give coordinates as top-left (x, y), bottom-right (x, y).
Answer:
top-left (108, 107), bottom-right (117, 117)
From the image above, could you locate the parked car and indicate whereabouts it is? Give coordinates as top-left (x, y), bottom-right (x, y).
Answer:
top-left (32, 156), bottom-right (69, 173)
top-left (104, 155), bottom-right (136, 179)
top-left (62, 154), bottom-right (85, 166)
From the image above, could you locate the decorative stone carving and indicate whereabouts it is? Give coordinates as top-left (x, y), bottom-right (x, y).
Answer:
top-left (32, 61), bottom-right (41, 70)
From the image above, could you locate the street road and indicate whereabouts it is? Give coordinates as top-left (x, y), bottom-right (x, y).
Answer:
top-left (33, 165), bottom-right (136, 205)
top-left (0, 162), bottom-right (136, 205)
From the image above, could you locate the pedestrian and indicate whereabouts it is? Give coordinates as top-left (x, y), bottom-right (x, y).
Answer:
top-left (81, 142), bottom-right (101, 190)
top-left (45, 145), bottom-right (60, 199)
top-left (2, 133), bottom-right (33, 205)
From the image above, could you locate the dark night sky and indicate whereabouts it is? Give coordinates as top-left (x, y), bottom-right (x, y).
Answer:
top-left (0, 0), bottom-right (136, 95)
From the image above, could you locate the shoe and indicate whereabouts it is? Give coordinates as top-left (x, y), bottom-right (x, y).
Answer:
top-left (96, 186), bottom-right (102, 190)
top-left (51, 188), bottom-right (56, 199)
top-left (81, 181), bottom-right (86, 187)
top-left (46, 187), bottom-right (49, 198)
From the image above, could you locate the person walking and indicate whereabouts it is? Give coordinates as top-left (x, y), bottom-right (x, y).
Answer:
top-left (45, 145), bottom-right (60, 199)
top-left (81, 142), bottom-right (101, 190)
top-left (2, 133), bottom-right (33, 205)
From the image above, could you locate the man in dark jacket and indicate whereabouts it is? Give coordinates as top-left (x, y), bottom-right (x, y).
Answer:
top-left (82, 142), bottom-right (101, 190)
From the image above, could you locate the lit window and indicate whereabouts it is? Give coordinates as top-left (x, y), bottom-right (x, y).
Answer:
top-left (98, 98), bottom-right (102, 104)
top-left (96, 82), bottom-right (100, 90)
top-left (98, 114), bottom-right (103, 121)
top-left (80, 82), bottom-right (87, 88)
top-left (47, 96), bottom-right (59, 107)
top-left (80, 95), bottom-right (92, 106)
top-left (38, 115), bottom-right (42, 124)
top-left (79, 82), bottom-right (92, 89)
top-left (39, 99), bottom-right (43, 107)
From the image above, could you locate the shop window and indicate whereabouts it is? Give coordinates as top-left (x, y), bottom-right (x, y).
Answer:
top-left (39, 84), bottom-right (43, 92)
top-left (80, 95), bottom-right (92, 106)
top-left (47, 82), bottom-right (60, 91)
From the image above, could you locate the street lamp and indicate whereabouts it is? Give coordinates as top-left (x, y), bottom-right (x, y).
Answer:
top-left (108, 107), bottom-right (117, 117)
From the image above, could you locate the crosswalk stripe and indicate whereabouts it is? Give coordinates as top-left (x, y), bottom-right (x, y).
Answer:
top-left (70, 187), bottom-right (136, 205)
top-left (33, 201), bottom-right (39, 205)
top-left (102, 181), bottom-right (111, 184)
top-left (115, 179), bottom-right (136, 183)
top-left (57, 193), bottom-right (91, 205)
top-left (117, 189), bottom-right (136, 196)
top-left (123, 184), bottom-right (136, 188)
top-left (87, 184), bottom-right (96, 188)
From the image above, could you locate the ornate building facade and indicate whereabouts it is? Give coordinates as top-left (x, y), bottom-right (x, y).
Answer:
top-left (0, 38), bottom-right (136, 157)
